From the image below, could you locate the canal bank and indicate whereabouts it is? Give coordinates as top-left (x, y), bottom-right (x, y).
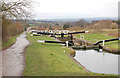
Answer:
top-left (73, 49), bottom-right (120, 75)
top-left (99, 44), bottom-right (120, 54)
top-left (46, 33), bottom-right (120, 75)
top-left (73, 34), bottom-right (120, 54)
top-left (67, 48), bottom-right (91, 73)
top-left (23, 33), bottom-right (118, 76)
top-left (24, 33), bottom-right (91, 76)
top-left (67, 45), bottom-right (120, 75)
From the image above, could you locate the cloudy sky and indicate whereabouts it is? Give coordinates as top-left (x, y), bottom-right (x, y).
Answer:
top-left (32, 0), bottom-right (119, 19)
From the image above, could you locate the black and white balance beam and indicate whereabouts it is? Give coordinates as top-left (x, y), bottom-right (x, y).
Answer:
top-left (94, 38), bottom-right (120, 45)
top-left (37, 40), bottom-right (73, 46)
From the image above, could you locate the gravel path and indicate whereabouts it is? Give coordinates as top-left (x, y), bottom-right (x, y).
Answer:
top-left (2, 32), bottom-right (30, 76)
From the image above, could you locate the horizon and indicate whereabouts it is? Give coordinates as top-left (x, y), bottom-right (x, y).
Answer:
top-left (31, 17), bottom-right (118, 21)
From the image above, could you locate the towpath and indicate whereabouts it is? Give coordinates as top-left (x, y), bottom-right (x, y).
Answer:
top-left (2, 32), bottom-right (30, 76)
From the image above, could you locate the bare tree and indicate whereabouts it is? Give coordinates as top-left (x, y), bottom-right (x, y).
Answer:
top-left (0, 0), bottom-right (33, 20)
top-left (0, 0), bottom-right (34, 41)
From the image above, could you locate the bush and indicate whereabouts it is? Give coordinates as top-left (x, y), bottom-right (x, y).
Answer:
top-left (110, 23), bottom-right (118, 29)
top-left (63, 24), bottom-right (69, 30)
top-left (2, 17), bottom-right (24, 42)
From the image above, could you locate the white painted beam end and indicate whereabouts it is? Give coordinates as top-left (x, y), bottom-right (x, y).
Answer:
top-left (37, 40), bottom-right (45, 43)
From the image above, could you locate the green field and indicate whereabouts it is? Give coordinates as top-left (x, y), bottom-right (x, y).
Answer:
top-left (23, 33), bottom-right (117, 76)
top-left (76, 33), bottom-right (119, 49)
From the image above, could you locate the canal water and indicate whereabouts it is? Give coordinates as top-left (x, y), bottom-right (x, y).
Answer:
top-left (74, 49), bottom-right (119, 75)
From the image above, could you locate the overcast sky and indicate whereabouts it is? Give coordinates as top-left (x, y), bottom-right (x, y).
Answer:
top-left (32, 0), bottom-right (119, 19)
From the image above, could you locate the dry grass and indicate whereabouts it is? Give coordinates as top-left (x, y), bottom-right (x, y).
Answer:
top-left (2, 21), bottom-right (24, 42)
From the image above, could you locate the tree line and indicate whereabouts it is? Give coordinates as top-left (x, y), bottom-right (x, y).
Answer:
top-left (63, 19), bottom-right (118, 30)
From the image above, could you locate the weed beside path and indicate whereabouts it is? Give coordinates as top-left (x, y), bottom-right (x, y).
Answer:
top-left (2, 34), bottom-right (21, 50)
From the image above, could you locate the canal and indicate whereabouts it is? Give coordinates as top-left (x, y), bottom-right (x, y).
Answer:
top-left (74, 49), bottom-right (119, 75)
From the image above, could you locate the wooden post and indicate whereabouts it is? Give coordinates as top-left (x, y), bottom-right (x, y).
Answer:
top-left (103, 40), bottom-right (105, 46)
top-left (66, 41), bottom-right (69, 47)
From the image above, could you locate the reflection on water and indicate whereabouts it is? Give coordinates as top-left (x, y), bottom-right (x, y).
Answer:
top-left (74, 49), bottom-right (119, 75)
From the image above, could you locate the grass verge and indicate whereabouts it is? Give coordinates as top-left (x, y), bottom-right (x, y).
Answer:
top-left (2, 34), bottom-right (20, 50)
top-left (23, 33), bottom-right (118, 76)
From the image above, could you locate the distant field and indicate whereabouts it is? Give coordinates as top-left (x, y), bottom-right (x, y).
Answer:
top-left (23, 33), bottom-right (117, 76)
top-left (76, 33), bottom-right (119, 49)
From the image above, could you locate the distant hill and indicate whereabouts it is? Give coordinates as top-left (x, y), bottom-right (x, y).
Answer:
top-left (41, 17), bottom-right (117, 22)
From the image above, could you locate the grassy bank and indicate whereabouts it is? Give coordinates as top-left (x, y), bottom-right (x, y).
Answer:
top-left (76, 33), bottom-right (119, 49)
top-left (23, 33), bottom-right (117, 76)
top-left (2, 34), bottom-right (20, 49)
